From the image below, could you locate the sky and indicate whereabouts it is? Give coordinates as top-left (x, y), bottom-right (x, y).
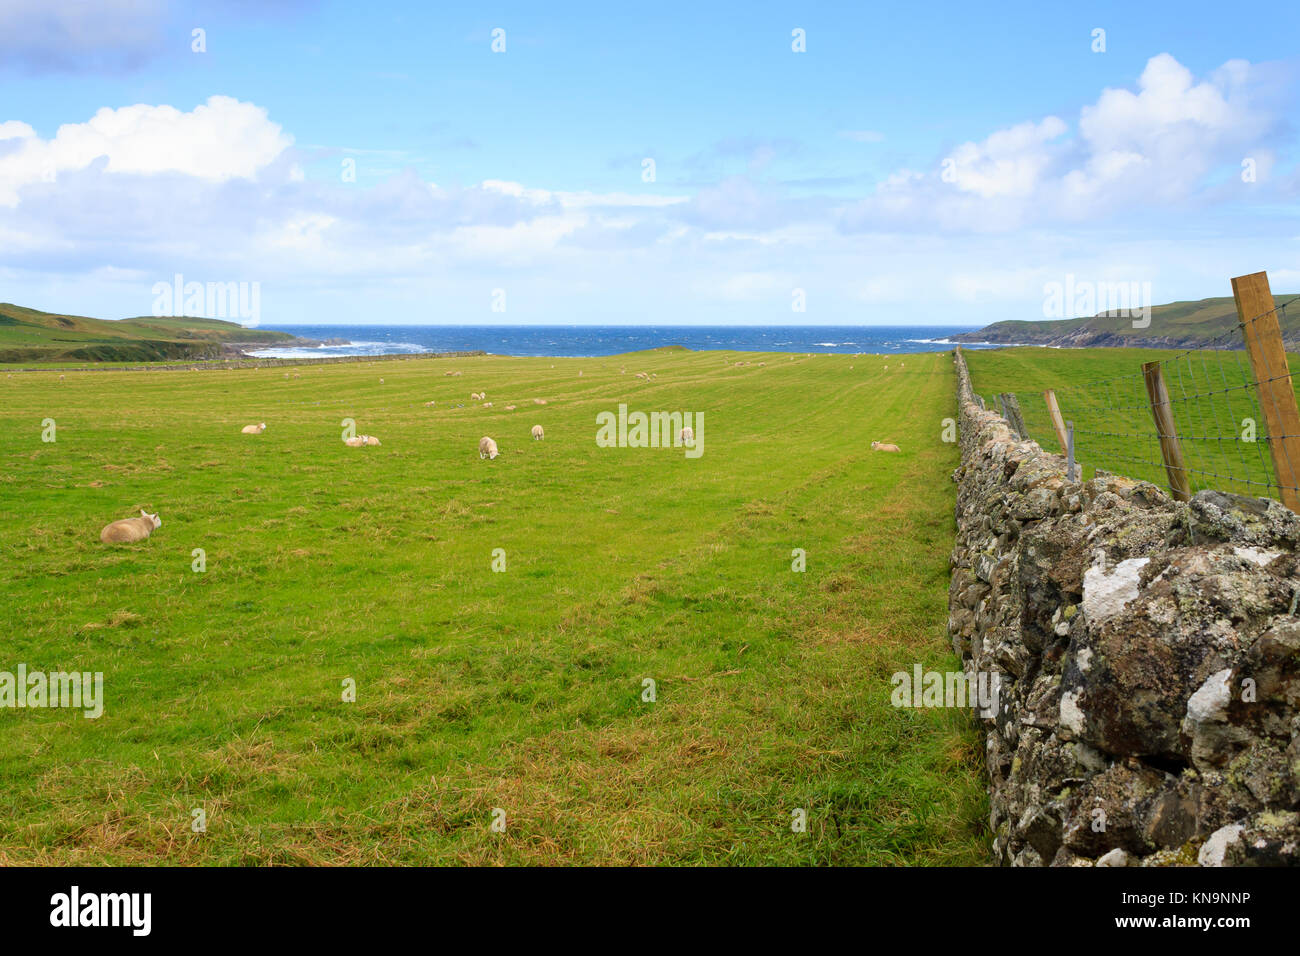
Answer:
top-left (0, 0), bottom-right (1298, 327)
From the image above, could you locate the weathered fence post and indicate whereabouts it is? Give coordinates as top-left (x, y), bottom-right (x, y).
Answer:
top-left (1142, 361), bottom-right (1192, 501)
top-left (1232, 271), bottom-right (1300, 513)
top-left (1065, 421), bottom-right (1076, 482)
top-left (999, 392), bottom-right (1027, 439)
top-left (1043, 389), bottom-right (1069, 454)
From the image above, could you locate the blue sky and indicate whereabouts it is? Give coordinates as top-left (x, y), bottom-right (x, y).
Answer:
top-left (1, 0), bottom-right (1298, 326)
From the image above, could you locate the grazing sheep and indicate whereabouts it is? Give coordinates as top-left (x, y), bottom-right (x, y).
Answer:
top-left (531, 425), bottom-right (544, 440)
top-left (59, 374), bottom-right (65, 381)
top-left (678, 426), bottom-right (694, 444)
top-left (241, 422), bottom-right (267, 434)
top-left (871, 441), bottom-right (901, 453)
top-left (479, 436), bottom-right (499, 460)
top-left (424, 401), bottom-right (436, 406)
top-left (578, 370), bottom-right (583, 377)
top-left (533, 398), bottom-right (547, 405)
top-left (100, 510), bottom-right (161, 544)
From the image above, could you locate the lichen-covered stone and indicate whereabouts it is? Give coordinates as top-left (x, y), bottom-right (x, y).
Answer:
top-left (950, 349), bottom-right (1300, 867)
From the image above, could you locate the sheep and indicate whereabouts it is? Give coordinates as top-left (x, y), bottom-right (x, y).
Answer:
top-left (531, 425), bottom-right (544, 440)
top-left (363, 435), bottom-right (381, 446)
top-left (343, 435), bottom-right (366, 447)
top-left (100, 510), bottom-right (161, 544)
top-left (424, 401), bottom-right (437, 406)
top-left (479, 436), bottom-right (499, 460)
top-left (241, 422), bottom-right (267, 434)
top-left (533, 398), bottom-right (547, 405)
top-left (678, 426), bottom-right (694, 444)
top-left (871, 441), bottom-right (901, 453)
top-left (483, 402), bottom-right (493, 407)
top-left (505, 404), bottom-right (516, 410)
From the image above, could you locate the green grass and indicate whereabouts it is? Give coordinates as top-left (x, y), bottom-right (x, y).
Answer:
top-left (0, 302), bottom-right (298, 363)
top-left (964, 346), bottom-right (1300, 499)
top-left (0, 350), bottom-right (988, 865)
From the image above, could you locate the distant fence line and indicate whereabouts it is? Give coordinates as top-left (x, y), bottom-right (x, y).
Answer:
top-left (975, 271), bottom-right (1300, 513)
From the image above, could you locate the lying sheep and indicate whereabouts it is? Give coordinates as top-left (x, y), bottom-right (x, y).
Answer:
top-left (871, 441), bottom-right (901, 453)
top-left (533, 398), bottom-right (547, 405)
top-left (363, 435), bottom-right (381, 446)
top-left (479, 436), bottom-right (499, 460)
top-left (471, 392), bottom-right (483, 400)
top-left (241, 422), bottom-right (267, 434)
top-left (531, 425), bottom-right (544, 440)
top-left (344, 435), bottom-right (366, 447)
top-left (100, 510), bottom-right (161, 544)
top-left (505, 404), bottom-right (516, 410)
top-left (483, 402), bottom-right (493, 407)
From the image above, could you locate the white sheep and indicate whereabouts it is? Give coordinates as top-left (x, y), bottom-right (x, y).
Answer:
top-left (100, 510), bottom-right (161, 544)
top-left (363, 435), bottom-right (381, 446)
top-left (483, 402), bottom-right (493, 407)
top-left (678, 426), bottom-right (694, 444)
top-left (241, 422), bottom-right (266, 434)
top-left (344, 435), bottom-right (366, 447)
top-left (871, 441), bottom-right (901, 453)
top-left (479, 436), bottom-right (499, 460)
top-left (505, 404), bottom-right (516, 410)
top-left (533, 398), bottom-right (547, 405)
top-left (531, 425), bottom-right (544, 440)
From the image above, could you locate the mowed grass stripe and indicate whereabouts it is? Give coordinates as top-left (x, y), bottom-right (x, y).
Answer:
top-left (0, 349), bottom-right (987, 865)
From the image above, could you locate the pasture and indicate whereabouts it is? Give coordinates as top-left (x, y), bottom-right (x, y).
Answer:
top-left (963, 346), bottom-right (1300, 500)
top-left (0, 348), bottom-right (987, 865)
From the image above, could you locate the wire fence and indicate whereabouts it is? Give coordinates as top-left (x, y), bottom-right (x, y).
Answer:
top-left (1002, 295), bottom-right (1300, 503)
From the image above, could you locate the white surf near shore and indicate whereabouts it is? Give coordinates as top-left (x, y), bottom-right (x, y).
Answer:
top-left (246, 340), bottom-right (431, 359)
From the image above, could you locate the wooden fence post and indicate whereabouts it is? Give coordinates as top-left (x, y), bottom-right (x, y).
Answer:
top-left (999, 392), bottom-right (1027, 439)
top-left (1043, 389), bottom-right (1069, 454)
top-left (1232, 271), bottom-right (1300, 513)
top-left (1142, 361), bottom-right (1191, 501)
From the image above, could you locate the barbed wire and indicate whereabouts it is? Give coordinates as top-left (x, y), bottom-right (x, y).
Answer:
top-left (1005, 294), bottom-right (1300, 501)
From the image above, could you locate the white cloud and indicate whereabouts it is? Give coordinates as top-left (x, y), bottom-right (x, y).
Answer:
top-left (840, 53), bottom-right (1288, 234)
top-left (0, 96), bottom-right (293, 205)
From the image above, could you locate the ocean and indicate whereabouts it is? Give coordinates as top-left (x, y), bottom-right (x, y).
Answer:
top-left (245, 324), bottom-right (989, 359)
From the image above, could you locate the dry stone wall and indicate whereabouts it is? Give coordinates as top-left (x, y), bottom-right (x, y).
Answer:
top-left (950, 348), bottom-right (1300, 866)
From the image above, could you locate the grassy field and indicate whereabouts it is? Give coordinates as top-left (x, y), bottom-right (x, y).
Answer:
top-left (0, 348), bottom-right (987, 865)
top-left (964, 345), bottom-right (1300, 500)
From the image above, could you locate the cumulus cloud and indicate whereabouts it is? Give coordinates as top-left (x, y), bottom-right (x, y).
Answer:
top-left (840, 53), bottom-right (1290, 234)
top-left (0, 96), bottom-right (294, 205)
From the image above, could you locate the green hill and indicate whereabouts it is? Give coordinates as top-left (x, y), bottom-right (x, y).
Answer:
top-left (951, 293), bottom-right (1300, 350)
top-left (0, 302), bottom-right (301, 363)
